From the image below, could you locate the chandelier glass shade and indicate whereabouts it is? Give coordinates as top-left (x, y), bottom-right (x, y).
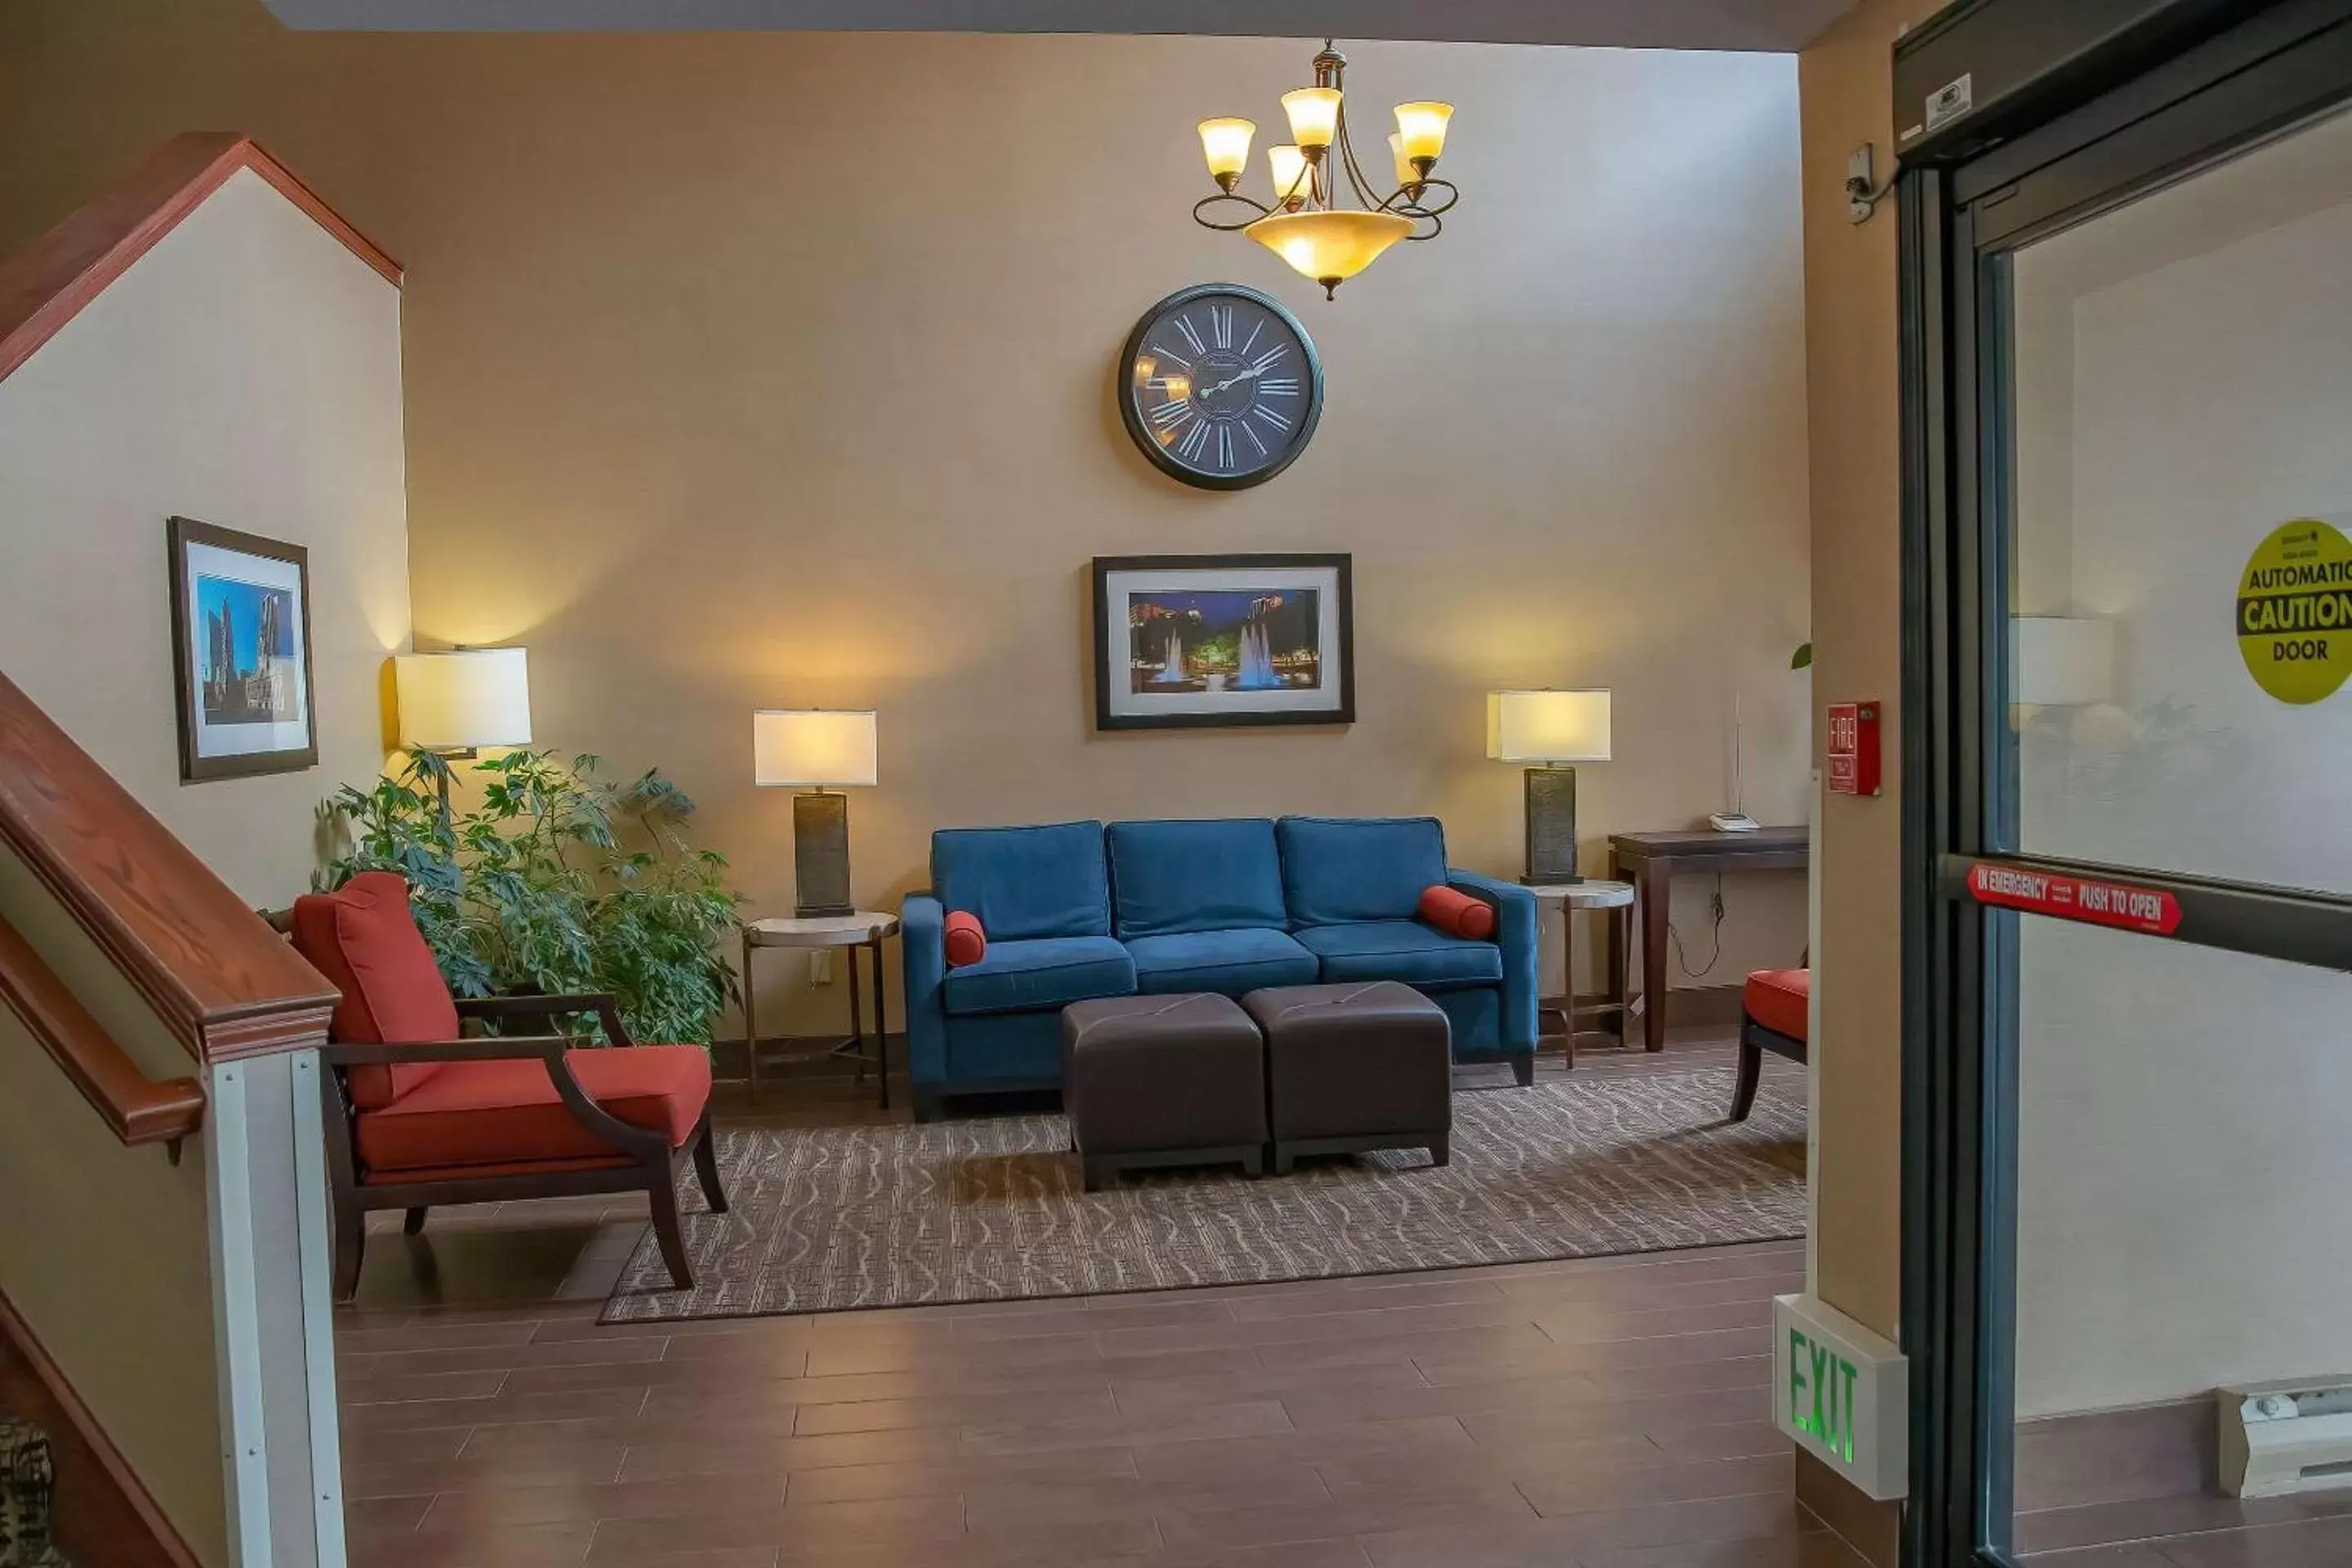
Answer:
top-left (1191, 41), bottom-right (1458, 298)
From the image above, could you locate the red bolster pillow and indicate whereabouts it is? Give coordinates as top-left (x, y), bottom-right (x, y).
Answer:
top-left (942, 910), bottom-right (987, 967)
top-left (1419, 886), bottom-right (1495, 941)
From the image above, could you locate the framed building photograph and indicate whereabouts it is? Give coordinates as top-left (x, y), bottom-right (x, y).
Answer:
top-left (167, 515), bottom-right (318, 782)
top-left (1092, 553), bottom-right (1354, 730)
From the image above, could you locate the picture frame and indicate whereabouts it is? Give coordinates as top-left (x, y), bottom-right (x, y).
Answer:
top-left (167, 515), bottom-right (318, 782)
top-left (1092, 553), bottom-right (1355, 731)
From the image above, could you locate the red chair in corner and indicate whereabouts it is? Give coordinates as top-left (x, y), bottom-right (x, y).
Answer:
top-left (1733, 967), bottom-right (1810, 1122)
top-left (289, 871), bottom-right (726, 1299)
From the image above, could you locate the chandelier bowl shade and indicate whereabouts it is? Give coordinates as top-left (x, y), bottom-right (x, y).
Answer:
top-left (1245, 208), bottom-right (1414, 296)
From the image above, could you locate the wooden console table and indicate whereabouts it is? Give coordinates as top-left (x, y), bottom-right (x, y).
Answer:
top-left (1607, 826), bottom-right (1809, 1052)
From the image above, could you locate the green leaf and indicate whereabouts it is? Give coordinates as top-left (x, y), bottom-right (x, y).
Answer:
top-left (1791, 641), bottom-right (1814, 670)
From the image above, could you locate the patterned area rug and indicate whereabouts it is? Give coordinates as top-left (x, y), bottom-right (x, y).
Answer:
top-left (602, 1065), bottom-right (1806, 1323)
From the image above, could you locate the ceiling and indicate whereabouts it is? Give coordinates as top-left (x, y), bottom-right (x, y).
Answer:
top-left (259, 0), bottom-right (1860, 53)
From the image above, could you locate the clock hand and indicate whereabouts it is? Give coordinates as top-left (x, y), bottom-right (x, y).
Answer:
top-left (1205, 366), bottom-right (1265, 396)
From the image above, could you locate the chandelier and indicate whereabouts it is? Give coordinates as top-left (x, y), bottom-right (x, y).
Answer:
top-left (1191, 41), bottom-right (1459, 299)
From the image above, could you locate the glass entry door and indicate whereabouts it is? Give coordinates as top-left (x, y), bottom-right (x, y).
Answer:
top-left (1992, 107), bottom-right (2352, 1561)
top-left (1903, 14), bottom-right (2352, 1566)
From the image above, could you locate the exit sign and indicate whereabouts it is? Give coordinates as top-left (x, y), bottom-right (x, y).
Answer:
top-left (1773, 1294), bottom-right (1908, 1500)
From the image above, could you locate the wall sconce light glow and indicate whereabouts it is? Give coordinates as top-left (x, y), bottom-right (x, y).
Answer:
top-left (753, 709), bottom-right (879, 788)
top-left (395, 647), bottom-right (532, 752)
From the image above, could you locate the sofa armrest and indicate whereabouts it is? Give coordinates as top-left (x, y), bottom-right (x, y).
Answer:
top-left (900, 893), bottom-right (950, 1089)
top-left (1446, 869), bottom-right (1540, 1052)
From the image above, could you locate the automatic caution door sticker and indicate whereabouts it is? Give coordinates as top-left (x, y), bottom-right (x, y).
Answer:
top-left (2237, 517), bottom-right (2352, 704)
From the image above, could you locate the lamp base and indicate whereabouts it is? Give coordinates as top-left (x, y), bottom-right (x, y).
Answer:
top-left (1521, 765), bottom-right (1581, 884)
top-left (792, 791), bottom-right (855, 918)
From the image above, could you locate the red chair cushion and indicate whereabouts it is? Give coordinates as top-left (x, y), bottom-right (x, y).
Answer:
top-left (289, 871), bottom-right (460, 1108)
top-left (354, 1044), bottom-right (712, 1176)
top-left (1418, 885), bottom-right (1496, 941)
top-left (1744, 968), bottom-right (1811, 1042)
top-left (943, 910), bottom-right (987, 967)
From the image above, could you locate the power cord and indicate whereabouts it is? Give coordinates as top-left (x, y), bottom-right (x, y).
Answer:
top-left (1666, 875), bottom-right (1727, 980)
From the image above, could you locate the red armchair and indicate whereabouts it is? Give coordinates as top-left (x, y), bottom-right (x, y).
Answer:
top-left (1733, 967), bottom-right (1810, 1121)
top-left (290, 871), bottom-right (725, 1299)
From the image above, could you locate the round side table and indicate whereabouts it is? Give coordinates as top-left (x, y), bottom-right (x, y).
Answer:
top-left (739, 911), bottom-right (899, 1108)
top-left (1524, 880), bottom-right (1634, 1067)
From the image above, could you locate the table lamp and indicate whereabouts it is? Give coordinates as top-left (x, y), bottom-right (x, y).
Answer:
top-left (754, 709), bottom-right (878, 918)
top-left (1488, 688), bottom-right (1611, 884)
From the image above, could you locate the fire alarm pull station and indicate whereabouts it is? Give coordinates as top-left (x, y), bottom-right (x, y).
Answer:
top-left (1827, 702), bottom-right (1882, 797)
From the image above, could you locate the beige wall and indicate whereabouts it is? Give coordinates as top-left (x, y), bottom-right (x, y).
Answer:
top-left (0, 163), bottom-right (412, 908)
top-left (0, 849), bottom-right (229, 1567)
top-left (2, 2), bottom-right (1816, 1036)
top-left (1796, 0), bottom-right (1943, 1342)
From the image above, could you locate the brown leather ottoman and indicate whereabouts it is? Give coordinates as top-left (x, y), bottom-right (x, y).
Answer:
top-left (1242, 982), bottom-right (1452, 1174)
top-left (1061, 993), bottom-right (1268, 1191)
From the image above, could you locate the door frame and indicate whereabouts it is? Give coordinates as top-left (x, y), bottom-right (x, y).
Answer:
top-left (1895, 5), bottom-right (2352, 1565)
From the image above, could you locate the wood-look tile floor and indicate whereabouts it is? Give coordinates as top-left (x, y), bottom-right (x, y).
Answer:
top-left (335, 1037), bottom-right (1870, 1568)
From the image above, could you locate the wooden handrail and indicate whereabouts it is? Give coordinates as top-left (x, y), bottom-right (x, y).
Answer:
top-left (0, 915), bottom-right (204, 1149)
top-left (0, 131), bottom-right (400, 386)
top-left (0, 673), bottom-right (341, 1064)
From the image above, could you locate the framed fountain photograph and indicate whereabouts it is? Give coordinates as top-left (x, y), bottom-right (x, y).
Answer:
top-left (1092, 553), bottom-right (1354, 731)
top-left (167, 516), bottom-right (318, 782)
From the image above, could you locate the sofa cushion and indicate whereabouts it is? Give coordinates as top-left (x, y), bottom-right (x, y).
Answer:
top-left (1107, 818), bottom-right (1288, 939)
top-left (1276, 816), bottom-right (1450, 926)
top-left (940, 935), bottom-right (1136, 1016)
top-left (354, 1044), bottom-right (711, 1175)
top-left (1744, 968), bottom-right (1811, 1041)
top-left (932, 822), bottom-right (1111, 941)
top-left (289, 870), bottom-right (458, 1109)
top-left (1126, 927), bottom-right (1321, 996)
top-left (1294, 920), bottom-right (1503, 991)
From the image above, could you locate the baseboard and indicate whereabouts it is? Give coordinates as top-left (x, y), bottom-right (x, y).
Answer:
top-left (2014, 1396), bottom-right (2213, 1513)
top-left (0, 1285), bottom-right (200, 1568)
top-left (1795, 1448), bottom-right (1901, 1568)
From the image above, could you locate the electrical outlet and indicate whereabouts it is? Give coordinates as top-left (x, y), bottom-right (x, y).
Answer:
top-left (809, 950), bottom-right (835, 986)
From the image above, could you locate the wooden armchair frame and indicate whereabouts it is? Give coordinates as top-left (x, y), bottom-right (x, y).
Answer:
top-left (318, 992), bottom-right (725, 1301)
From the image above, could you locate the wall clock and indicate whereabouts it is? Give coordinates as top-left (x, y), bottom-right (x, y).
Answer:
top-left (1117, 283), bottom-right (1325, 491)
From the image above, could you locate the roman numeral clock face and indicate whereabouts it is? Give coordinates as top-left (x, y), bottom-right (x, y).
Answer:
top-left (1118, 284), bottom-right (1325, 491)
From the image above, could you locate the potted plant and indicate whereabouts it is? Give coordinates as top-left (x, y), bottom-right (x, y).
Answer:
top-left (320, 749), bottom-right (743, 1045)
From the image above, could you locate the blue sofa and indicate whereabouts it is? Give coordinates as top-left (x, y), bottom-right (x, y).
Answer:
top-left (901, 816), bottom-right (1539, 1119)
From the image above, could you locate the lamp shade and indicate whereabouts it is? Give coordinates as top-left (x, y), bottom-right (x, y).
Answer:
top-left (1280, 87), bottom-right (1343, 151)
top-left (1267, 143), bottom-right (1312, 209)
top-left (1393, 101), bottom-right (1454, 164)
top-left (1245, 209), bottom-right (1414, 292)
top-left (1197, 117), bottom-right (1255, 184)
top-left (754, 710), bottom-right (878, 787)
top-left (395, 648), bottom-right (532, 751)
top-left (2011, 617), bottom-right (2114, 706)
top-left (1488, 689), bottom-right (1611, 763)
